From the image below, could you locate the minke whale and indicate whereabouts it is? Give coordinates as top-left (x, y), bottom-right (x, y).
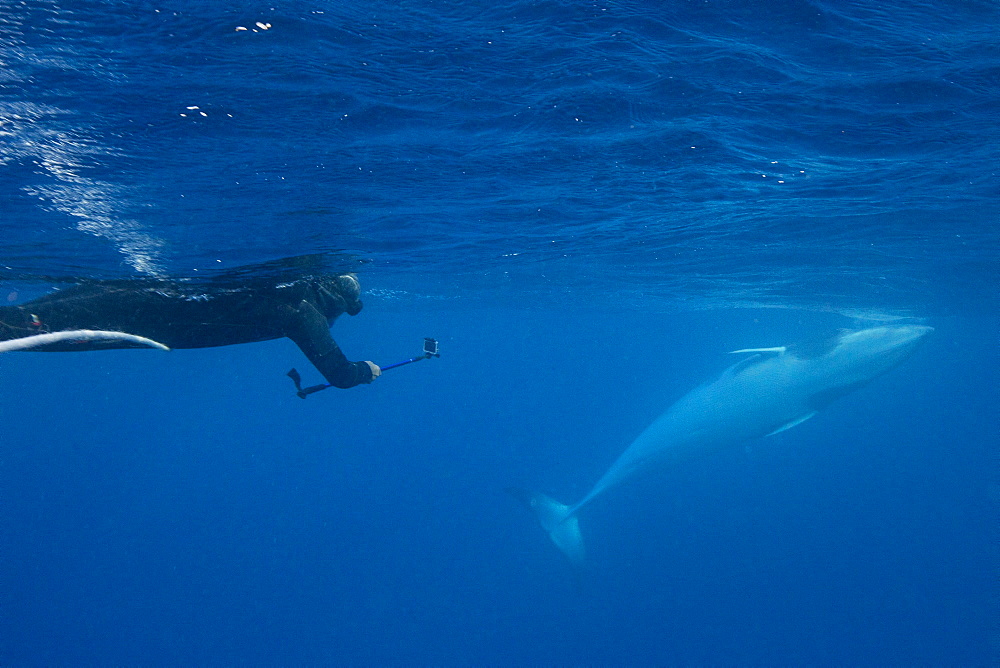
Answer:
top-left (510, 324), bottom-right (933, 565)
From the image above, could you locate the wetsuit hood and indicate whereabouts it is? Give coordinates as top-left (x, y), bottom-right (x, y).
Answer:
top-left (317, 274), bottom-right (362, 316)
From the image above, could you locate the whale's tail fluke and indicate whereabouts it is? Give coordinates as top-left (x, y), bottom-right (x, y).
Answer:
top-left (507, 487), bottom-right (585, 566)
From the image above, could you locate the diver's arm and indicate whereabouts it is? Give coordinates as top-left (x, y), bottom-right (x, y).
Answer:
top-left (282, 299), bottom-right (376, 388)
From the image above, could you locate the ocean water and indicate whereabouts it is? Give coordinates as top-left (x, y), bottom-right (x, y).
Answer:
top-left (1, 0), bottom-right (997, 664)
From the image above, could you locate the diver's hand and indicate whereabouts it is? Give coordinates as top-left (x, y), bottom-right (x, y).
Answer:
top-left (364, 361), bottom-right (381, 382)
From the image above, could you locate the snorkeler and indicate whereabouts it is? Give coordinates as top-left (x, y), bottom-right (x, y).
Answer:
top-left (0, 272), bottom-right (381, 389)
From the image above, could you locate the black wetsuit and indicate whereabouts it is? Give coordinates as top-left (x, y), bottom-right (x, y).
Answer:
top-left (0, 275), bottom-right (374, 389)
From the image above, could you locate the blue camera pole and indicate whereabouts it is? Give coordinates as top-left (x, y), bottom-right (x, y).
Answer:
top-left (288, 338), bottom-right (439, 398)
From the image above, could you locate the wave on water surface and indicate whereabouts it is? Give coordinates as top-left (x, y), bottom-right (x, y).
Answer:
top-left (0, 0), bottom-right (995, 315)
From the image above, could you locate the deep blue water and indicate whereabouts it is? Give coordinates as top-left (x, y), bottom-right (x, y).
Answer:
top-left (1, 0), bottom-right (997, 664)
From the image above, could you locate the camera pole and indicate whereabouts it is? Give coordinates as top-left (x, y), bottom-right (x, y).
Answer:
top-left (288, 338), bottom-right (439, 398)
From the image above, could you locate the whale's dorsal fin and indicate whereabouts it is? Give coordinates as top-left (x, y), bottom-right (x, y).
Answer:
top-left (728, 346), bottom-right (787, 355)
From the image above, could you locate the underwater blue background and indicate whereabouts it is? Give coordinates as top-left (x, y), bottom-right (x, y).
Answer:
top-left (1, 0), bottom-right (997, 664)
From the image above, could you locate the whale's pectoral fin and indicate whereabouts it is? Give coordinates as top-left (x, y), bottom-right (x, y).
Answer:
top-left (0, 330), bottom-right (170, 353)
top-left (765, 411), bottom-right (818, 437)
top-left (724, 347), bottom-right (788, 377)
top-left (507, 487), bottom-right (585, 567)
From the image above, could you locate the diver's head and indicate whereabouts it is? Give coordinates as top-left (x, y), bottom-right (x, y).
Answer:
top-left (333, 273), bottom-right (363, 315)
